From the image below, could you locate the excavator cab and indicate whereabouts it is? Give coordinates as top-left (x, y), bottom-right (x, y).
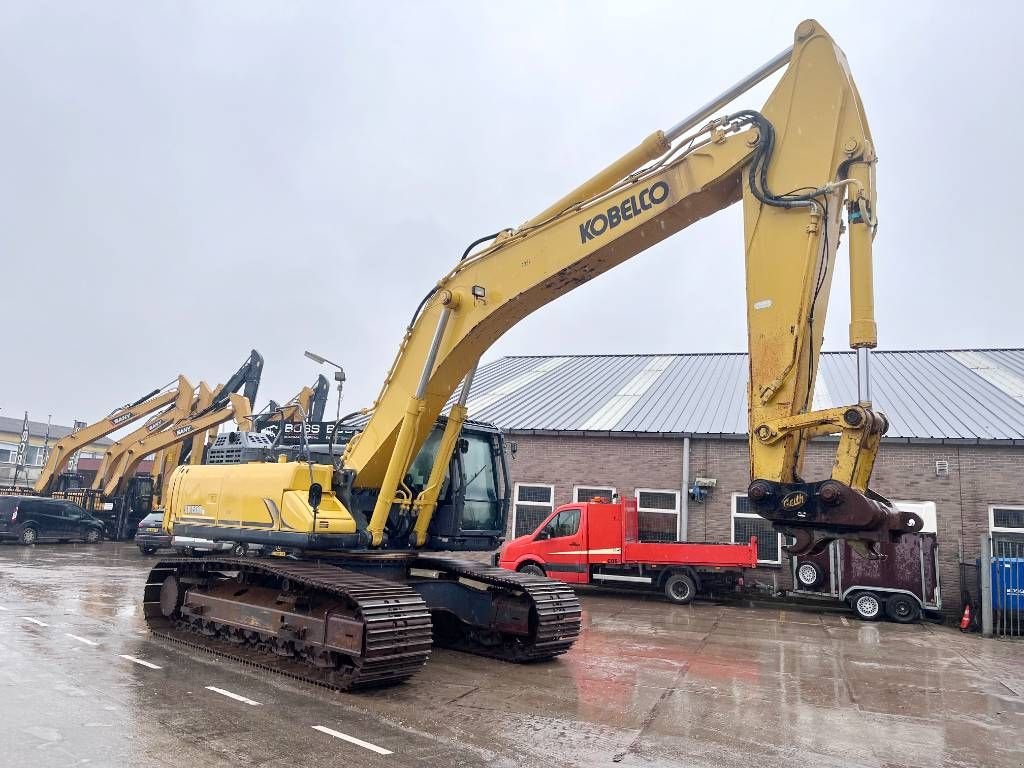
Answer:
top-left (409, 420), bottom-right (509, 551)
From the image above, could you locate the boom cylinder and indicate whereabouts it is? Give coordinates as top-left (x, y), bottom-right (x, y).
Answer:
top-left (521, 131), bottom-right (670, 230)
top-left (368, 305), bottom-right (453, 546)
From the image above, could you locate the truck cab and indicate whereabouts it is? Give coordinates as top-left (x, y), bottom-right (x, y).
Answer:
top-left (498, 499), bottom-right (758, 604)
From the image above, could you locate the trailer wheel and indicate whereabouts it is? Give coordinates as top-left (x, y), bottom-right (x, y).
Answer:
top-left (664, 573), bottom-right (696, 605)
top-left (518, 563), bottom-right (545, 577)
top-left (885, 593), bottom-right (921, 624)
top-left (851, 591), bottom-right (882, 621)
top-left (795, 561), bottom-right (825, 589)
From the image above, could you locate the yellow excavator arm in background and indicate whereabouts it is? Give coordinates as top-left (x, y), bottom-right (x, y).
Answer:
top-left (33, 379), bottom-right (187, 495)
top-left (103, 392), bottom-right (251, 499)
top-left (148, 382), bottom-right (217, 505)
top-left (90, 376), bottom-right (195, 492)
top-left (342, 19), bottom-right (920, 553)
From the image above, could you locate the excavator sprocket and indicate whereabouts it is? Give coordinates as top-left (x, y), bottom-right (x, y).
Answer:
top-left (413, 555), bottom-right (582, 662)
top-left (144, 558), bottom-right (432, 691)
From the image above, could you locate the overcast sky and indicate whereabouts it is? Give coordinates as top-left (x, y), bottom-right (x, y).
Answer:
top-left (2, 1), bottom-right (1021, 426)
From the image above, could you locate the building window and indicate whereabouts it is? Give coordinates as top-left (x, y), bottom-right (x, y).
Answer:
top-left (990, 505), bottom-right (1024, 551)
top-left (26, 446), bottom-right (47, 466)
top-left (732, 493), bottom-right (782, 565)
top-left (513, 483), bottom-right (554, 537)
top-left (635, 488), bottom-right (679, 543)
top-left (0, 443), bottom-right (17, 464)
top-left (574, 486), bottom-right (615, 503)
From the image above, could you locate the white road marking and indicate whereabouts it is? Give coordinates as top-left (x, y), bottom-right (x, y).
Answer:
top-left (0, 605), bottom-right (8, 610)
top-left (205, 686), bottom-right (261, 706)
top-left (119, 655), bottom-right (161, 669)
top-left (840, 617), bottom-right (850, 627)
top-left (312, 725), bottom-right (393, 755)
top-left (66, 633), bottom-right (99, 646)
top-left (21, 617), bottom-right (48, 626)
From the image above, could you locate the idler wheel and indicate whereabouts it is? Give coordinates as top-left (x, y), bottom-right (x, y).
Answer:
top-left (160, 574), bottom-right (185, 618)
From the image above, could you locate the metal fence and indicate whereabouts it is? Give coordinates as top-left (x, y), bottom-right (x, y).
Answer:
top-left (980, 534), bottom-right (1024, 637)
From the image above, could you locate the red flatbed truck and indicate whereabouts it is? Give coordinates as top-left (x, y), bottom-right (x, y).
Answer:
top-left (496, 498), bottom-right (758, 604)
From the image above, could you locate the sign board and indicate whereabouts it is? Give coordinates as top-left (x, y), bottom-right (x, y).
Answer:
top-left (261, 421), bottom-right (359, 446)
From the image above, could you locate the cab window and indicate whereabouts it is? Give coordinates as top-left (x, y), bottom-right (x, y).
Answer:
top-left (538, 508), bottom-right (581, 540)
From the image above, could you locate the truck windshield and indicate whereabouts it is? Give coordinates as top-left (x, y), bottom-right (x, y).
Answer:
top-left (459, 434), bottom-right (501, 532)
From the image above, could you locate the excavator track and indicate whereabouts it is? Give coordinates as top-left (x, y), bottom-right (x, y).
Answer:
top-left (413, 555), bottom-right (581, 662)
top-left (143, 558), bottom-right (432, 691)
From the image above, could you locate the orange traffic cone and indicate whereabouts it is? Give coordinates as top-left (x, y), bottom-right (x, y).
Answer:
top-left (959, 603), bottom-right (972, 632)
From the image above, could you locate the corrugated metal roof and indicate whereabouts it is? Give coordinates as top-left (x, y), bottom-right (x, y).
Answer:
top-left (458, 350), bottom-right (1024, 443)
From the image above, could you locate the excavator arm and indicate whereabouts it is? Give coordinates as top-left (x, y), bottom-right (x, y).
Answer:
top-left (90, 376), bottom-right (195, 492)
top-left (149, 382), bottom-right (216, 505)
top-left (33, 378), bottom-right (188, 495)
top-left (343, 19), bottom-right (921, 553)
top-left (104, 392), bottom-right (252, 498)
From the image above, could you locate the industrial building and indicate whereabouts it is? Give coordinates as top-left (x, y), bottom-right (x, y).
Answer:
top-left (463, 349), bottom-right (1024, 614)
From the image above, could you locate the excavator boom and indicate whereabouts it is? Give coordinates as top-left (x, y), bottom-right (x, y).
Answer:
top-left (33, 381), bottom-right (184, 495)
top-left (341, 19), bottom-right (919, 553)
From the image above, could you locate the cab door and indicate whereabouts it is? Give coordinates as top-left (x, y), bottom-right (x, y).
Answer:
top-left (531, 507), bottom-right (587, 584)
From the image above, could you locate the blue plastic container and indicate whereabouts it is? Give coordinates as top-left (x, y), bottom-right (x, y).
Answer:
top-left (991, 557), bottom-right (1024, 612)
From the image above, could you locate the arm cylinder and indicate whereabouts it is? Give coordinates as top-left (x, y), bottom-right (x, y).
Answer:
top-left (847, 210), bottom-right (877, 350)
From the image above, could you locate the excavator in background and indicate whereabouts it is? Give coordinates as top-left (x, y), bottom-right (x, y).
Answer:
top-left (148, 382), bottom-right (218, 508)
top-left (91, 376), bottom-right (195, 494)
top-left (148, 351), bottom-right (265, 508)
top-left (5, 351), bottom-right (265, 539)
top-left (147, 20), bottom-right (923, 691)
top-left (32, 378), bottom-right (192, 496)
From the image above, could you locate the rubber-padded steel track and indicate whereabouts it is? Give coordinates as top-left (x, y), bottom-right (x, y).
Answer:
top-left (144, 558), bottom-right (432, 690)
top-left (414, 554), bottom-right (582, 661)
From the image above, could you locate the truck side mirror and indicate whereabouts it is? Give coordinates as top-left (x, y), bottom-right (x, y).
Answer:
top-left (308, 483), bottom-right (323, 510)
top-left (458, 438), bottom-right (469, 454)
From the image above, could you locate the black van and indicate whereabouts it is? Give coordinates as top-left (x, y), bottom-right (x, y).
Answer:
top-left (0, 496), bottom-right (104, 545)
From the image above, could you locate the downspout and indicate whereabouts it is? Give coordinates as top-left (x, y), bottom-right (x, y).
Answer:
top-left (679, 437), bottom-right (690, 541)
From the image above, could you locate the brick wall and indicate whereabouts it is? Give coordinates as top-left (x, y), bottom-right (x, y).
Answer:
top-left (505, 432), bottom-right (1023, 616)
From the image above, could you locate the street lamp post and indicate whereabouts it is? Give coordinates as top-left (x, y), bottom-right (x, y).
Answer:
top-left (304, 350), bottom-right (346, 422)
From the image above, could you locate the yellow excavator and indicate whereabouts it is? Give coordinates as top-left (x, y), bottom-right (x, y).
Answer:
top-left (33, 378), bottom-right (191, 496)
top-left (91, 376), bottom-right (196, 494)
top-left (147, 20), bottom-right (923, 690)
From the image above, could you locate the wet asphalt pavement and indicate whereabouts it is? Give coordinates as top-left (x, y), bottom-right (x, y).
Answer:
top-left (0, 542), bottom-right (1020, 768)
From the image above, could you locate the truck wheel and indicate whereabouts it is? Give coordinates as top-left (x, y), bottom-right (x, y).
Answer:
top-left (230, 543), bottom-right (247, 558)
top-left (664, 573), bottom-right (696, 605)
top-left (795, 561), bottom-right (825, 589)
top-left (885, 594), bottom-right (921, 624)
top-left (518, 563), bottom-right (546, 577)
top-left (851, 591), bottom-right (883, 621)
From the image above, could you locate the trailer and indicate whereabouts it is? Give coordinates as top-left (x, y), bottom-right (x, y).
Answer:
top-left (497, 498), bottom-right (758, 604)
top-left (790, 501), bottom-right (940, 623)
